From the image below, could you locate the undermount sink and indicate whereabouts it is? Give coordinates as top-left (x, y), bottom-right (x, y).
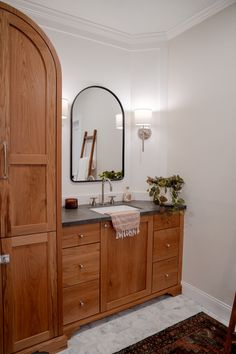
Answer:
top-left (90, 205), bottom-right (140, 214)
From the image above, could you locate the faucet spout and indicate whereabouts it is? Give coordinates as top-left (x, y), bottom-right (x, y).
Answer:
top-left (101, 178), bottom-right (113, 205)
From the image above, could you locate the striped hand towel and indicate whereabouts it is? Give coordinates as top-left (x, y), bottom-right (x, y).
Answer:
top-left (107, 210), bottom-right (140, 239)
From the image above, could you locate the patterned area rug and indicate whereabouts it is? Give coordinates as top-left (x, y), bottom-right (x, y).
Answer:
top-left (114, 312), bottom-right (236, 353)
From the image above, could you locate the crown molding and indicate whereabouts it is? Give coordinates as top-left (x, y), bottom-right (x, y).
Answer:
top-left (166, 0), bottom-right (236, 40)
top-left (4, 0), bottom-right (166, 50)
top-left (4, 0), bottom-right (236, 50)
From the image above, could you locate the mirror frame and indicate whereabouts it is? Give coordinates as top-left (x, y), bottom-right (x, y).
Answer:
top-left (70, 85), bottom-right (125, 183)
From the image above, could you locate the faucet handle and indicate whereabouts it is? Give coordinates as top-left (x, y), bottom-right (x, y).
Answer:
top-left (108, 196), bottom-right (116, 205)
top-left (90, 197), bottom-right (98, 206)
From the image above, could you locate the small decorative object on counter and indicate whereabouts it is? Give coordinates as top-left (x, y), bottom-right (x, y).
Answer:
top-left (147, 175), bottom-right (185, 207)
top-left (65, 198), bottom-right (78, 209)
top-left (123, 186), bottom-right (132, 202)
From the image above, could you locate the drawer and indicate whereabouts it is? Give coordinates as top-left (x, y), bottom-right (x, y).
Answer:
top-left (63, 243), bottom-right (100, 287)
top-left (154, 212), bottom-right (180, 230)
top-left (63, 280), bottom-right (100, 325)
top-left (62, 223), bottom-right (100, 248)
top-left (153, 228), bottom-right (179, 262)
top-left (152, 257), bottom-right (178, 293)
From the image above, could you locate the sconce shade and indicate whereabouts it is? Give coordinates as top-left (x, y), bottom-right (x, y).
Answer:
top-left (134, 109), bottom-right (152, 126)
top-left (116, 113), bottom-right (123, 129)
top-left (62, 98), bottom-right (69, 119)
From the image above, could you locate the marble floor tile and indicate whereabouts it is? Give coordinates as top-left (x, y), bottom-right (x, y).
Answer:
top-left (58, 294), bottom-right (225, 354)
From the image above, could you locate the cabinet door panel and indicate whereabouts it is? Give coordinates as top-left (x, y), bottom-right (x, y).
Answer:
top-left (62, 223), bottom-right (100, 248)
top-left (63, 280), bottom-right (100, 325)
top-left (153, 228), bottom-right (179, 262)
top-left (63, 243), bottom-right (100, 286)
top-left (1, 232), bottom-right (57, 354)
top-left (5, 13), bottom-right (56, 237)
top-left (154, 213), bottom-right (180, 230)
top-left (101, 216), bottom-right (153, 311)
top-left (152, 257), bottom-right (178, 293)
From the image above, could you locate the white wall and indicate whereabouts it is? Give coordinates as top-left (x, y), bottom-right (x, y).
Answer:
top-left (41, 29), bottom-right (132, 202)
top-left (39, 27), bottom-right (165, 204)
top-left (167, 3), bottom-right (236, 306)
top-left (130, 47), bottom-right (168, 194)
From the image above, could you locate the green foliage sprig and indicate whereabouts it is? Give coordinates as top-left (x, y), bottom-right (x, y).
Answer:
top-left (99, 170), bottom-right (122, 180)
top-left (147, 175), bottom-right (185, 207)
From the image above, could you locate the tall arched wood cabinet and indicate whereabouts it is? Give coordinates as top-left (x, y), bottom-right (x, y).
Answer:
top-left (0, 3), bottom-right (66, 353)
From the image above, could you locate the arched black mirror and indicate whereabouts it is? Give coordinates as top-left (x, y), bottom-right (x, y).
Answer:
top-left (71, 86), bottom-right (125, 182)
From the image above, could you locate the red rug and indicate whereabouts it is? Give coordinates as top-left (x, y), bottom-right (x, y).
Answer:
top-left (114, 312), bottom-right (236, 353)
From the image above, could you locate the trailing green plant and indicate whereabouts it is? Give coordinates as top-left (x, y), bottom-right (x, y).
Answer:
top-left (99, 170), bottom-right (122, 180)
top-left (147, 175), bottom-right (185, 207)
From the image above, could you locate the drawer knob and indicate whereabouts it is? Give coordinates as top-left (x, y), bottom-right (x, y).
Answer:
top-left (104, 223), bottom-right (108, 228)
top-left (166, 243), bottom-right (171, 248)
top-left (79, 301), bottom-right (84, 307)
top-left (79, 264), bottom-right (84, 269)
top-left (78, 234), bottom-right (84, 239)
top-left (165, 273), bottom-right (169, 278)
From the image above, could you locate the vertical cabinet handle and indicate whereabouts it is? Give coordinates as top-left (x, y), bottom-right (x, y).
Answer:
top-left (0, 141), bottom-right (8, 180)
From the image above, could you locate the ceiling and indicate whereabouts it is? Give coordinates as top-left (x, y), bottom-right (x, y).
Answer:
top-left (4, 0), bottom-right (236, 48)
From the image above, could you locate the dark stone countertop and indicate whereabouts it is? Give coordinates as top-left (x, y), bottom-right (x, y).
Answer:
top-left (62, 200), bottom-right (186, 227)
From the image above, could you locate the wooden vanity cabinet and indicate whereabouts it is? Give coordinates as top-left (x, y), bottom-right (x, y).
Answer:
top-left (62, 211), bottom-right (184, 337)
top-left (152, 212), bottom-right (184, 293)
top-left (101, 215), bottom-right (153, 311)
top-left (0, 3), bottom-right (66, 353)
top-left (62, 223), bottom-right (101, 328)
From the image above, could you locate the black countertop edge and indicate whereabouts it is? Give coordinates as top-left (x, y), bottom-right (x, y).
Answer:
top-left (62, 200), bottom-right (186, 227)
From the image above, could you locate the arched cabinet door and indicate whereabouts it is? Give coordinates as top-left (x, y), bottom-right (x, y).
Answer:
top-left (1, 9), bottom-right (56, 237)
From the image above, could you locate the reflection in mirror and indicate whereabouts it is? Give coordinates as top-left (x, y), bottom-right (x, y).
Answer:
top-left (71, 86), bottom-right (124, 182)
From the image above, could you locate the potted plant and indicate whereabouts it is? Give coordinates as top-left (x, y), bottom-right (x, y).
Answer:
top-left (99, 170), bottom-right (122, 180)
top-left (147, 175), bottom-right (185, 207)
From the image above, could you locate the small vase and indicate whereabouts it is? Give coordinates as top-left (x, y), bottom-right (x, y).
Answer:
top-left (159, 187), bottom-right (173, 206)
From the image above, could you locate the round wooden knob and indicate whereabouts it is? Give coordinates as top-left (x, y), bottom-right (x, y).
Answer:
top-left (79, 234), bottom-right (84, 238)
top-left (79, 264), bottom-right (84, 269)
top-left (166, 243), bottom-right (171, 248)
top-left (165, 273), bottom-right (169, 278)
top-left (79, 301), bottom-right (84, 307)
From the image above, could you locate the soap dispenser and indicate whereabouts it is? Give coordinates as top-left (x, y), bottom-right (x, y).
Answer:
top-left (123, 186), bottom-right (132, 202)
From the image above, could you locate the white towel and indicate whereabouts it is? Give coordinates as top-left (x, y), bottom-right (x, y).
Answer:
top-left (76, 157), bottom-right (89, 180)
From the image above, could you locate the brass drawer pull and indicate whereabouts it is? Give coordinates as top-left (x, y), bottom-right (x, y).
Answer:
top-left (79, 264), bottom-right (84, 269)
top-left (79, 301), bottom-right (84, 307)
top-left (165, 273), bottom-right (169, 278)
top-left (166, 243), bottom-right (171, 248)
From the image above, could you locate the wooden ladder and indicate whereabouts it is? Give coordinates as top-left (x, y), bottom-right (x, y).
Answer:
top-left (80, 129), bottom-right (97, 178)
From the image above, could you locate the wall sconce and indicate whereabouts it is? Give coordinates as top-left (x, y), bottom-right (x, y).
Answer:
top-left (115, 113), bottom-right (123, 129)
top-left (134, 109), bottom-right (152, 152)
top-left (62, 98), bottom-right (69, 120)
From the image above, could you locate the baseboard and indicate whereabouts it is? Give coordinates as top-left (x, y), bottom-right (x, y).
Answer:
top-left (182, 281), bottom-right (231, 323)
